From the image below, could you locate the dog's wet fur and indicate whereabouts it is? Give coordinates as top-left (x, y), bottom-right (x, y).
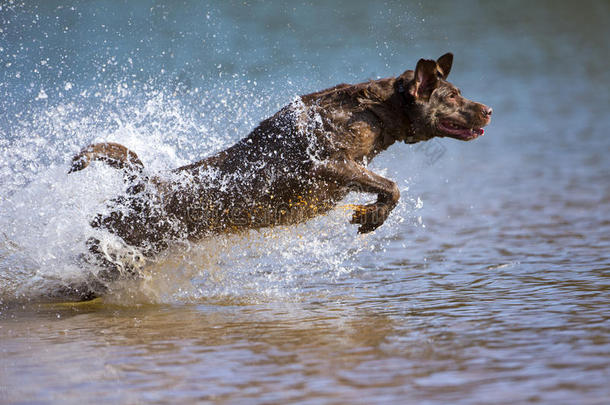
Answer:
top-left (64, 53), bottom-right (491, 300)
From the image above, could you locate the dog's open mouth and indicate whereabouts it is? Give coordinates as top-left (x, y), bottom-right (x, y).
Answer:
top-left (438, 120), bottom-right (484, 141)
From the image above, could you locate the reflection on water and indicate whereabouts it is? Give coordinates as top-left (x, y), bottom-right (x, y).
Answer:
top-left (1, 301), bottom-right (399, 402)
top-left (1, 0), bottom-right (610, 403)
top-left (2, 275), bottom-right (608, 404)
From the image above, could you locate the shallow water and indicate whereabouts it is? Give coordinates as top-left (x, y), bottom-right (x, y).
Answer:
top-left (1, 1), bottom-right (609, 404)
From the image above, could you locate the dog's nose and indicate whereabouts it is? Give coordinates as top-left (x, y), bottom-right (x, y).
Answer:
top-left (482, 106), bottom-right (493, 117)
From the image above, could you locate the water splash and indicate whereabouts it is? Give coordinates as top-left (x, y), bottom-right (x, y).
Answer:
top-left (0, 2), bottom-right (423, 303)
top-left (0, 82), bottom-right (421, 305)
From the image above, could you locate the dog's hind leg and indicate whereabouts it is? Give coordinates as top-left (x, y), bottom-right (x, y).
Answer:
top-left (52, 275), bottom-right (108, 301)
top-left (61, 236), bottom-right (144, 301)
top-left (69, 142), bottom-right (144, 176)
top-left (69, 142), bottom-right (147, 193)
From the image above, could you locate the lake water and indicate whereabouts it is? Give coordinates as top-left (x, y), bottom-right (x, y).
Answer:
top-left (1, 1), bottom-right (609, 403)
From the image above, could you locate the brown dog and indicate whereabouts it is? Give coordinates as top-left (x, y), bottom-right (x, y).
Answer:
top-left (67, 53), bottom-right (491, 299)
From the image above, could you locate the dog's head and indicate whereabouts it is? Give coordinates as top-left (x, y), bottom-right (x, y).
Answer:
top-left (397, 53), bottom-right (492, 142)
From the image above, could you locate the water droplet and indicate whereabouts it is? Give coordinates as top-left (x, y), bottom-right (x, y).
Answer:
top-left (35, 89), bottom-right (48, 100)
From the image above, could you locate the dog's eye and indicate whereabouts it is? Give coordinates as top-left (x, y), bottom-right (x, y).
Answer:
top-left (447, 92), bottom-right (457, 99)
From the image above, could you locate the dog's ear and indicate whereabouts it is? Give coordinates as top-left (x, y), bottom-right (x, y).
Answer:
top-left (411, 59), bottom-right (439, 100)
top-left (436, 53), bottom-right (453, 79)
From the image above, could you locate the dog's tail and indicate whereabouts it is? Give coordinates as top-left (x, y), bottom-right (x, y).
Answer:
top-left (68, 142), bottom-right (144, 176)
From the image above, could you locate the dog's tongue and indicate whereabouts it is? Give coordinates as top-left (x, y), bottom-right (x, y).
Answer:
top-left (440, 121), bottom-right (484, 140)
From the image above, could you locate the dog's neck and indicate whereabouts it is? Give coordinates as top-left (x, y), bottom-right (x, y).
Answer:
top-left (365, 77), bottom-right (422, 153)
top-left (392, 77), bottom-right (433, 144)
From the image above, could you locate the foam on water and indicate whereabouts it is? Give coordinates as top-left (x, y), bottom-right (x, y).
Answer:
top-left (0, 83), bottom-right (419, 304)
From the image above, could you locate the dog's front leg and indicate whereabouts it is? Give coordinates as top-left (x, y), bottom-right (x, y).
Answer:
top-left (313, 160), bottom-right (400, 233)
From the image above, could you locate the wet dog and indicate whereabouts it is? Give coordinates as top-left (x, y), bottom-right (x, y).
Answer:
top-left (66, 53), bottom-right (491, 299)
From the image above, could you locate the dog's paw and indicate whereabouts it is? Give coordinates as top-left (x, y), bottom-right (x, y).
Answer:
top-left (350, 204), bottom-right (388, 234)
top-left (68, 155), bottom-right (89, 173)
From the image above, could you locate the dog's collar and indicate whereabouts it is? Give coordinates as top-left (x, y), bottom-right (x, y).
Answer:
top-left (396, 79), bottom-right (414, 107)
top-left (394, 79), bottom-right (419, 143)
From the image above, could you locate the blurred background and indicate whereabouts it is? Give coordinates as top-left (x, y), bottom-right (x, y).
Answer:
top-left (1, 1), bottom-right (609, 403)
